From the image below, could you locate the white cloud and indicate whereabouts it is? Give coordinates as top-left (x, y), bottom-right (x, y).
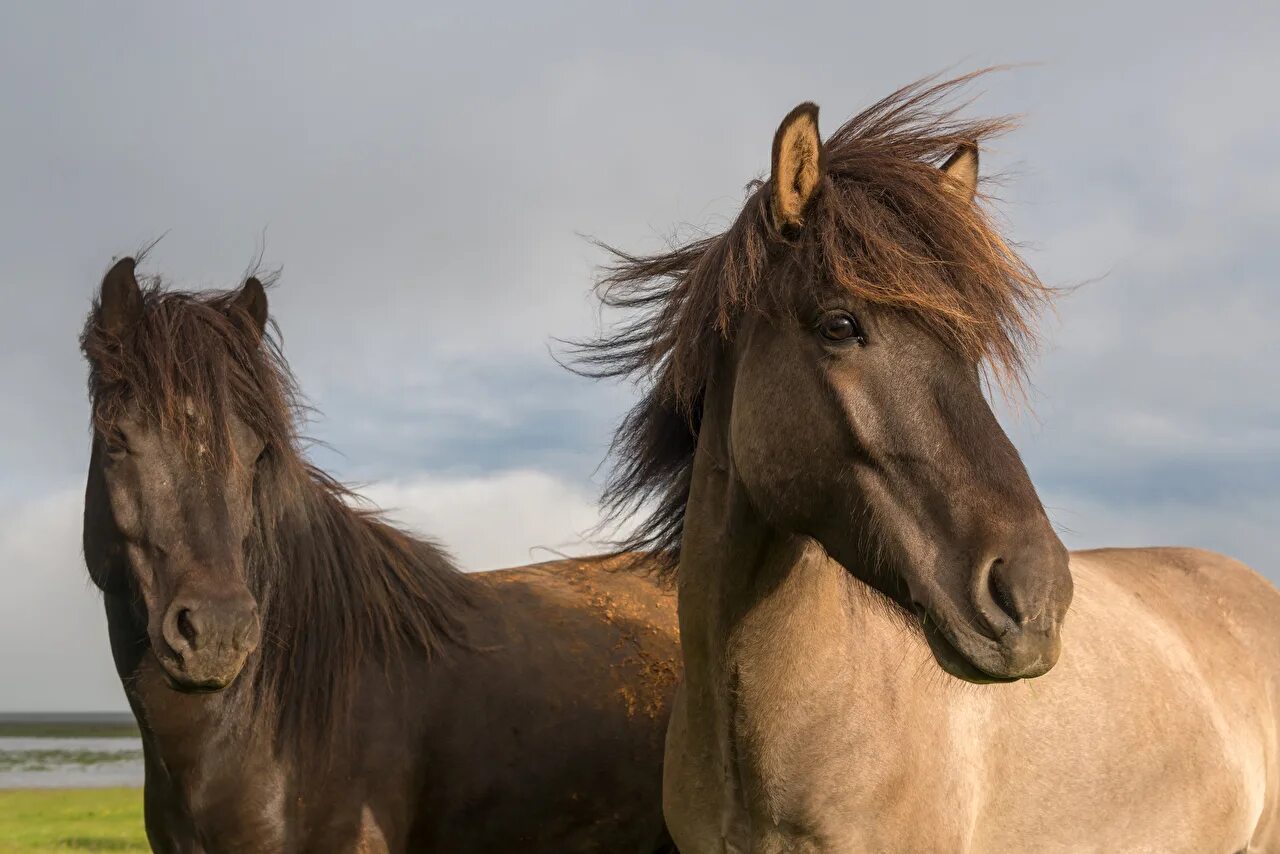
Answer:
top-left (0, 0), bottom-right (1277, 713)
top-left (0, 486), bottom-right (123, 712)
top-left (357, 469), bottom-right (612, 571)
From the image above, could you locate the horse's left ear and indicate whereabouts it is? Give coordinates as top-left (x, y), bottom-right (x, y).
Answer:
top-left (940, 142), bottom-right (979, 204)
top-left (769, 102), bottom-right (825, 235)
top-left (230, 277), bottom-right (269, 338)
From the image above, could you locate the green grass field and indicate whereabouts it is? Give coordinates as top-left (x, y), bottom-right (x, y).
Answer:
top-left (0, 719), bottom-right (139, 740)
top-left (0, 789), bottom-right (146, 852)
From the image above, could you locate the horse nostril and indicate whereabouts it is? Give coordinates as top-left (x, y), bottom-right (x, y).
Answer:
top-left (987, 559), bottom-right (1023, 627)
top-left (176, 608), bottom-right (200, 649)
top-left (970, 556), bottom-right (1025, 639)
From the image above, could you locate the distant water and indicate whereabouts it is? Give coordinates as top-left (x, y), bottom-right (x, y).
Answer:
top-left (0, 736), bottom-right (144, 788)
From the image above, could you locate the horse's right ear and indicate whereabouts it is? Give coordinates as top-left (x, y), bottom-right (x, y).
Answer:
top-left (99, 257), bottom-right (143, 335)
top-left (769, 102), bottom-right (825, 236)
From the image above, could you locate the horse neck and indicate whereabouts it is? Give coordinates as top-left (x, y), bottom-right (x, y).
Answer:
top-left (678, 417), bottom-right (864, 690)
top-left (675, 361), bottom-right (912, 813)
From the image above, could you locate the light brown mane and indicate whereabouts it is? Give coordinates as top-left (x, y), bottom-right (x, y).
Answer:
top-left (81, 274), bottom-right (476, 748)
top-left (572, 71), bottom-right (1053, 575)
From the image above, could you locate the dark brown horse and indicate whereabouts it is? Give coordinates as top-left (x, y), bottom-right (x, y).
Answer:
top-left (575, 73), bottom-right (1280, 851)
top-left (80, 257), bottom-right (680, 852)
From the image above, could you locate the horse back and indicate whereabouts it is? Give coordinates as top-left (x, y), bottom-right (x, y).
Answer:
top-left (1074, 546), bottom-right (1280, 669)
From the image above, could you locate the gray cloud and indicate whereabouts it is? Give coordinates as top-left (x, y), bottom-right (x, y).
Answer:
top-left (0, 1), bottom-right (1276, 710)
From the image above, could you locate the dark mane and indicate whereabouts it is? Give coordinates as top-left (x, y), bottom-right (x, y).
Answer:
top-left (81, 273), bottom-right (476, 747)
top-left (573, 71), bottom-right (1053, 576)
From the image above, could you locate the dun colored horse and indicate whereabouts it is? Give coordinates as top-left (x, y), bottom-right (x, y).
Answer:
top-left (577, 74), bottom-right (1280, 851)
top-left (80, 258), bottom-right (680, 852)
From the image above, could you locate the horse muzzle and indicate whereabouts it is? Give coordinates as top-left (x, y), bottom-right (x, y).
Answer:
top-left (915, 538), bottom-right (1073, 683)
top-left (153, 587), bottom-right (261, 692)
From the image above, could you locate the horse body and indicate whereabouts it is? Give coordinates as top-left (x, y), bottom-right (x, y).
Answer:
top-left (102, 554), bottom-right (679, 853)
top-left (665, 468), bottom-right (1280, 851)
top-left (409, 559), bottom-right (680, 852)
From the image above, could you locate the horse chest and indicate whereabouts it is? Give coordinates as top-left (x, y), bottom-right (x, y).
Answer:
top-left (145, 763), bottom-right (398, 853)
top-left (713, 627), bottom-right (983, 852)
top-left (139, 739), bottom-right (289, 851)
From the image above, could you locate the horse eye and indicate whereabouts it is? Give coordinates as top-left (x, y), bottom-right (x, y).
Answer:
top-left (817, 311), bottom-right (864, 344)
top-left (103, 431), bottom-right (129, 459)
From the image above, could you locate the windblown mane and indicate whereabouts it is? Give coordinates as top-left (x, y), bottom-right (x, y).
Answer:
top-left (573, 72), bottom-right (1053, 576)
top-left (81, 273), bottom-right (476, 747)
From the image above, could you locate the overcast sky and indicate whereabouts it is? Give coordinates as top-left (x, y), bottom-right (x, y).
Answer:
top-left (1, 2), bottom-right (1276, 712)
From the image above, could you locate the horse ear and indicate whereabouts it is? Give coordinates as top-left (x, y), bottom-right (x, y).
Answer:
top-left (231, 277), bottom-right (269, 338)
top-left (769, 102), bottom-right (824, 235)
top-left (99, 257), bottom-right (143, 335)
top-left (940, 142), bottom-right (979, 204)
